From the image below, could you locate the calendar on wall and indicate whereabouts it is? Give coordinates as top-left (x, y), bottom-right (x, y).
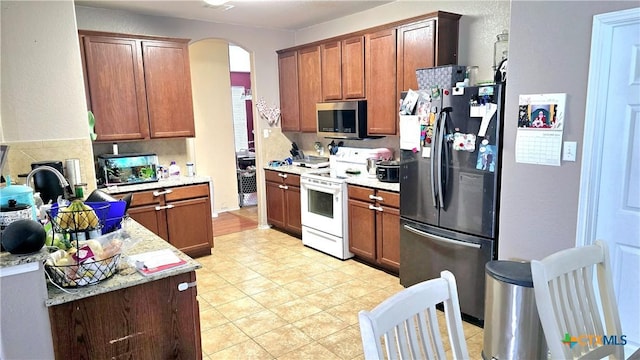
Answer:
top-left (515, 93), bottom-right (567, 166)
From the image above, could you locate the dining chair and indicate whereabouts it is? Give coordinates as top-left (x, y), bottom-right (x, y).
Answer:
top-left (358, 270), bottom-right (469, 360)
top-left (531, 240), bottom-right (624, 360)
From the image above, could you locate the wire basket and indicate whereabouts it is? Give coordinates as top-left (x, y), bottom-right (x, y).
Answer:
top-left (48, 202), bottom-right (110, 239)
top-left (45, 253), bottom-right (121, 287)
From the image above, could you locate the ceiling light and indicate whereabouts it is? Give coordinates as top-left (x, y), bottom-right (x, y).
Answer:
top-left (203, 0), bottom-right (229, 6)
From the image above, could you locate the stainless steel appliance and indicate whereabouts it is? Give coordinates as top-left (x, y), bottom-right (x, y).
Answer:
top-left (316, 100), bottom-right (369, 139)
top-left (400, 84), bottom-right (504, 324)
top-left (300, 147), bottom-right (392, 259)
top-left (97, 153), bottom-right (158, 187)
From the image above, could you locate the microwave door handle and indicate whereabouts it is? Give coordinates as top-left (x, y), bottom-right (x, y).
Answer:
top-left (430, 112), bottom-right (441, 208)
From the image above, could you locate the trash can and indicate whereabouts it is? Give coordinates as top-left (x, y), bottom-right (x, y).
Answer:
top-left (482, 260), bottom-right (547, 360)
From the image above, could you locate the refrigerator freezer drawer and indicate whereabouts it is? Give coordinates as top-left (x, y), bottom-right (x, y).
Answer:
top-left (399, 218), bottom-right (494, 322)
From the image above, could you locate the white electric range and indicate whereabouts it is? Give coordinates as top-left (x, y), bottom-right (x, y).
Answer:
top-left (300, 147), bottom-right (393, 259)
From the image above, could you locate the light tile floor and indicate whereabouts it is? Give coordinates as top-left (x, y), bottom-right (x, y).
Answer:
top-left (196, 228), bottom-right (484, 359)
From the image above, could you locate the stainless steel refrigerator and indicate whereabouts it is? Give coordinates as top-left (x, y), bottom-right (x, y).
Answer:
top-left (400, 84), bottom-right (504, 324)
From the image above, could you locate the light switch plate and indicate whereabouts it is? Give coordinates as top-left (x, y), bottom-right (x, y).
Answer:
top-left (263, 129), bottom-right (270, 138)
top-left (563, 141), bottom-right (577, 161)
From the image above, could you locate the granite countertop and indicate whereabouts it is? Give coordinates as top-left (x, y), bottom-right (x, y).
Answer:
top-left (0, 247), bottom-right (50, 268)
top-left (45, 220), bottom-right (201, 307)
top-left (345, 177), bottom-right (400, 192)
top-left (101, 175), bottom-right (211, 195)
top-left (265, 166), bottom-right (399, 192)
top-left (264, 165), bottom-right (317, 176)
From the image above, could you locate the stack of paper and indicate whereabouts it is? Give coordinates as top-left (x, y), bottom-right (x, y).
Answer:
top-left (128, 249), bottom-right (186, 276)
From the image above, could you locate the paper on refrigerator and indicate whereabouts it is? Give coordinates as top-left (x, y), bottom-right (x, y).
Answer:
top-left (399, 115), bottom-right (421, 151)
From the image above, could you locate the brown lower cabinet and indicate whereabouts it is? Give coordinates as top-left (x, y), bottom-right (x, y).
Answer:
top-left (265, 170), bottom-right (302, 236)
top-left (49, 271), bottom-right (201, 359)
top-left (126, 183), bottom-right (213, 257)
top-left (348, 185), bottom-right (400, 273)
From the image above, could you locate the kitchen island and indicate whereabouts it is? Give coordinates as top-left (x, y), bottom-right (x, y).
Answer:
top-left (0, 220), bottom-right (202, 359)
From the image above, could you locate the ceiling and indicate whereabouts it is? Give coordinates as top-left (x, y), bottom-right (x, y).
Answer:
top-left (74, 0), bottom-right (395, 31)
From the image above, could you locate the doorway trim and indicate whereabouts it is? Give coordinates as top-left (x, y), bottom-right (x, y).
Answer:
top-left (576, 7), bottom-right (640, 247)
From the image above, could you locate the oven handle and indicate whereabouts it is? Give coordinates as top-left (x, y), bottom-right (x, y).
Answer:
top-left (403, 225), bottom-right (481, 249)
top-left (300, 181), bottom-right (342, 195)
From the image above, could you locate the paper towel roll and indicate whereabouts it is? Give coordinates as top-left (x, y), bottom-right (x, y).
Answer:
top-left (65, 158), bottom-right (81, 187)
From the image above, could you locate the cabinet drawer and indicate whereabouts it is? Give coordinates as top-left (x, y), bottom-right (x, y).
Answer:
top-left (265, 170), bottom-right (288, 183)
top-left (348, 185), bottom-right (375, 202)
top-left (165, 184), bottom-right (209, 202)
top-left (129, 190), bottom-right (161, 207)
top-left (284, 174), bottom-right (300, 187)
top-left (377, 190), bottom-right (400, 208)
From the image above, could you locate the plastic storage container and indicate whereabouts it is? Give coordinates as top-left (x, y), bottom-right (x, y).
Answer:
top-left (482, 260), bottom-right (547, 360)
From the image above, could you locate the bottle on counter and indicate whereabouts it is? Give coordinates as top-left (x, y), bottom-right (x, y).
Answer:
top-left (186, 163), bottom-right (194, 177)
top-left (168, 161), bottom-right (180, 178)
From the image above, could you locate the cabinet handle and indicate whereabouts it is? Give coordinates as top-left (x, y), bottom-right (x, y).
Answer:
top-left (153, 189), bottom-right (173, 197)
top-left (278, 173), bottom-right (288, 178)
top-left (155, 204), bottom-right (175, 211)
top-left (369, 204), bottom-right (383, 212)
top-left (279, 185), bottom-right (289, 190)
top-left (368, 194), bottom-right (383, 201)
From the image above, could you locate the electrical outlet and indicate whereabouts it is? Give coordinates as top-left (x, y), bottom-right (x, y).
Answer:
top-left (563, 141), bottom-right (577, 162)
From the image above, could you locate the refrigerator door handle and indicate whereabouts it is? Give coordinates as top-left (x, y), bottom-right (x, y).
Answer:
top-left (430, 112), bottom-right (441, 208)
top-left (436, 111), bottom-right (447, 208)
top-left (403, 224), bottom-right (481, 249)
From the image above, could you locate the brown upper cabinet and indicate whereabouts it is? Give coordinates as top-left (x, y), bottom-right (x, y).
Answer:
top-left (397, 12), bottom-right (461, 94)
top-left (278, 50), bottom-right (300, 131)
top-left (79, 31), bottom-right (195, 141)
top-left (321, 36), bottom-right (365, 101)
top-left (366, 28), bottom-right (398, 136)
top-left (297, 46), bottom-right (323, 132)
top-left (277, 11), bottom-right (461, 136)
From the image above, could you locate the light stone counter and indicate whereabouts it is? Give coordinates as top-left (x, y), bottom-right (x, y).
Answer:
top-left (0, 246), bottom-right (50, 268)
top-left (264, 165), bottom-right (318, 176)
top-left (45, 220), bottom-right (201, 306)
top-left (345, 177), bottom-right (400, 192)
top-left (264, 166), bottom-right (400, 192)
top-left (101, 175), bottom-right (211, 195)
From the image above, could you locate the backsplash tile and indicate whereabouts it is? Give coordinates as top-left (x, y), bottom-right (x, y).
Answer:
top-left (3, 138), bottom-right (97, 194)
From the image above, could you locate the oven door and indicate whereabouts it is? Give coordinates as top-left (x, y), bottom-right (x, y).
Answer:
top-left (300, 177), bottom-right (344, 238)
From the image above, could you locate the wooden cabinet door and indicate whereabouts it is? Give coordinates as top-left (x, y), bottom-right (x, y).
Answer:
top-left (377, 205), bottom-right (400, 272)
top-left (366, 29), bottom-right (397, 135)
top-left (49, 271), bottom-right (201, 359)
top-left (265, 181), bottom-right (286, 229)
top-left (321, 41), bottom-right (342, 101)
top-left (348, 198), bottom-right (376, 261)
top-left (82, 36), bottom-right (149, 141)
top-left (166, 197), bottom-right (213, 257)
top-left (142, 40), bottom-right (195, 138)
top-left (278, 51), bottom-right (300, 131)
top-left (298, 46), bottom-right (322, 132)
top-left (285, 185), bottom-right (302, 236)
top-left (397, 20), bottom-right (435, 94)
top-left (342, 36), bottom-right (365, 99)
top-left (128, 204), bottom-right (168, 241)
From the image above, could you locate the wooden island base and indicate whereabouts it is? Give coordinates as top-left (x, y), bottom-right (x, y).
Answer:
top-left (49, 271), bottom-right (201, 359)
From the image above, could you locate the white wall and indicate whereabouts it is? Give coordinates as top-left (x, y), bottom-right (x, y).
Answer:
top-left (1, 1), bottom-right (88, 141)
top-left (295, 0), bottom-right (511, 83)
top-left (189, 39), bottom-right (238, 212)
top-left (229, 45), bottom-right (251, 72)
top-left (499, 1), bottom-right (637, 260)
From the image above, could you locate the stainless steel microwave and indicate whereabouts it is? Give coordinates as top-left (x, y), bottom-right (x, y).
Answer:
top-left (316, 100), bottom-right (368, 139)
